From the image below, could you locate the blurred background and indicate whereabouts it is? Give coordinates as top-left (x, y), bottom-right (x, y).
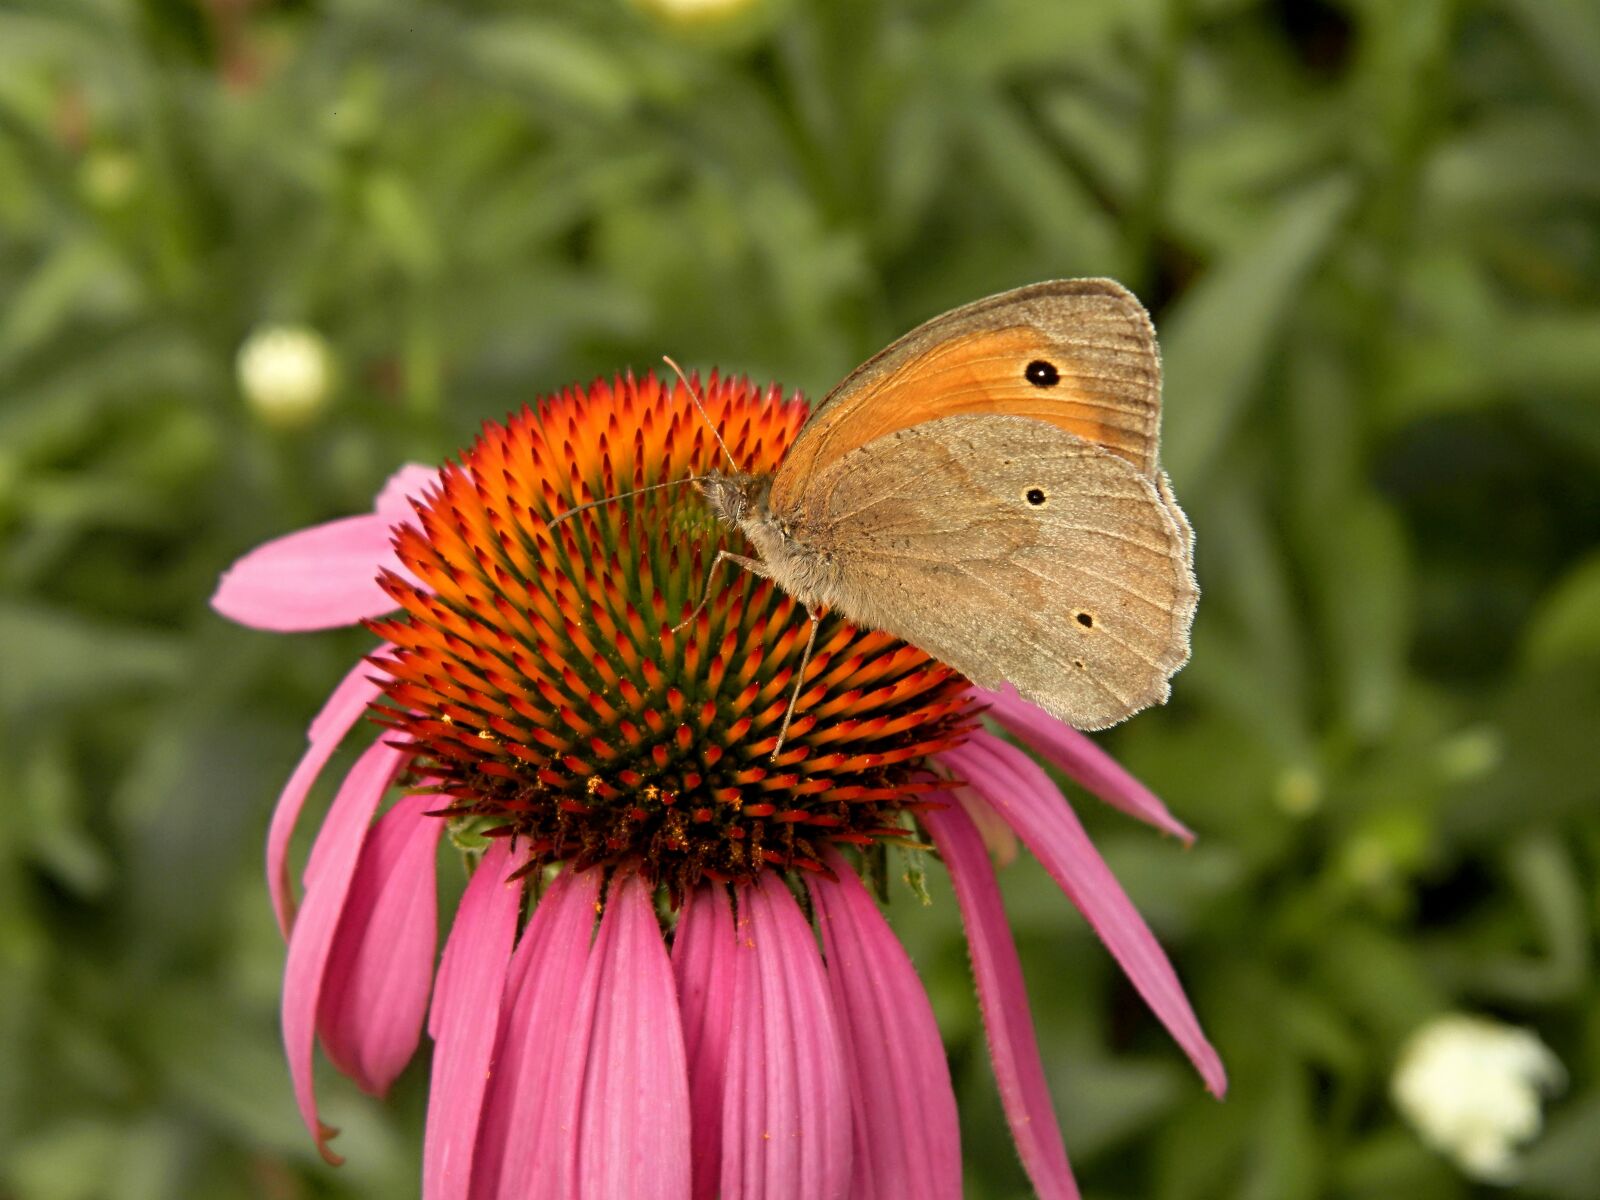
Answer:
top-left (2, 0), bottom-right (1597, 1196)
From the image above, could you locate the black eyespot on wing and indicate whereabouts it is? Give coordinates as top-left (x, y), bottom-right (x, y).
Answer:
top-left (1026, 488), bottom-right (1046, 506)
top-left (1025, 360), bottom-right (1059, 387)
top-left (1076, 611), bottom-right (1094, 628)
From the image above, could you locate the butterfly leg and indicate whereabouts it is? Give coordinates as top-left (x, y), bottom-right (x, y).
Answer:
top-left (668, 549), bottom-right (769, 634)
top-left (771, 604), bottom-right (821, 761)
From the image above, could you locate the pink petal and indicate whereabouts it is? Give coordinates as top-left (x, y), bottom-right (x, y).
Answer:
top-left (554, 873), bottom-right (691, 1200)
top-left (470, 868), bottom-right (601, 1200)
top-left (921, 800), bottom-right (1080, 1200)
top-left (807, 850), bottom-right (961, 1200)
top-left (974, 684), bottom-right (1195, 843)
top-left (213, 463), bottom-right (434, 634)
top-left (281, 737), bottom-right (408, 1164)
top-left (946, 734), bottom-right (1226, 1097)
top-left (266, 653), bottom-right (389, 938)
top-left (672, 885), bottom-right (737, 1200)
top-left (721, 873), bottom-right (852, 1199)
top-left (211, 513), bottom-right (406, 632)
top-left (424, 841), bottom-right (525, 1200)
top-left (316, 791), bottom-right (444, 1096)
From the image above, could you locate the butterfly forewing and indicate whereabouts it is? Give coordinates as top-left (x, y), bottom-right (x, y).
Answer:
top-left (771, 278), bottom-right (1164, 514)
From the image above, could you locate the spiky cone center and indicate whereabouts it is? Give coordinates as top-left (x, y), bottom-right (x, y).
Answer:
top-left (367, 373), bottom-right (977, 894)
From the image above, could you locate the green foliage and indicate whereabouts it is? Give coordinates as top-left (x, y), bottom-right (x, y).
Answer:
top-left (1, 0), bottom-right (1596, 1196)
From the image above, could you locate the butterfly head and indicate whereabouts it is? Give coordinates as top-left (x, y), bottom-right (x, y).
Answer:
top-left (696, 470), bottom-right (767, 530)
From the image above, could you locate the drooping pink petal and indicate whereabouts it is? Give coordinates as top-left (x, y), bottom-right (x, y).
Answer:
top-left (281, 737), bottom-right (408, 1164)
top-left (673, 884), bottom-right (737, 1200)
top-left (470, 868), bottom-right (601, 1200)
top-left (316, 791), bottom-right (444, 1096)
top-left (424, 841), bottom-right (525, 1200)
top-left (553, 872), bottom-right (691, 1200)
top-left (807, 850), bottom-right (961, 1200)
top-left (921, 800), bottom-right (1080, 1200)
top-left (212, 463), bottom-right (435, 634)
top-left (945, 734), bottom-right (1226, 1097)
top-left (974, 684), bottom-right (1195, 843)
top-left (721, 872), bottom-right (852, 1199)
top-left (267, 653), bottom-right (390, 938)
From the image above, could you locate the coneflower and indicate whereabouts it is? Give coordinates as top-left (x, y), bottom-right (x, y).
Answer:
top-left (213, 372), bottom-right (1224, 1199)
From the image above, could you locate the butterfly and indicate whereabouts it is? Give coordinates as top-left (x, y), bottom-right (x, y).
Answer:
top-left (690, 279), bottom-right (1197, 751)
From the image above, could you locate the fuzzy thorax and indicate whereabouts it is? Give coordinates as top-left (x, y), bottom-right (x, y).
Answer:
top-left (698, 470), bottom-right (845, 613)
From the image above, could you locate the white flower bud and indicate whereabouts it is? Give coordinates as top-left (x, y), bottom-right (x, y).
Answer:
top-left (1392, 1014), bottom-right (1564, 1183)
top-left (237, 325), bottom-right (334, 429)
top-left (637, 0), bottom-right (758, 24)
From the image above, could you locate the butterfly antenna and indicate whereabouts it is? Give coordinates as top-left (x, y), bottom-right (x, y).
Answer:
top-left (664, 355), bottom-right (739, 473)
top-left (547, 477), bottom-right (707, 528)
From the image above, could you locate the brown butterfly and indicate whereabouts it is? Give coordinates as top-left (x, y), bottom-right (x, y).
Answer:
top-left (691, 279), bottom-right (1196, 750)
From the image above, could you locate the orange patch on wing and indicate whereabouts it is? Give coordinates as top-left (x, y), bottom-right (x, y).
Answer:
top-left (773, 327), bottom-right (1153, 507)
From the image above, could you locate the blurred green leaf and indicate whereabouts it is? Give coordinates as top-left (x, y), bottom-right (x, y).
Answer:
top-left (146, 986), bottom-right (315, 1158)
top-left (1428, 111), bottom-right (1600, 212)
top-left (958, 92), bottom-right (1118, 270)
top-left (6, 1118), bottom-right (122, 1200)
top-left (1521, 1087), bottom-right (1600, 1198)
top-left (21, 736), bottom-right (111, 896)
top-left (0, 602), bottom-right (182, 714)
top-left (1334, 1128), bottom-right (1460, 1199)
top-left (1504, 0), bottom-right (1600, 132)
top-left (1312, 494), bottom-right (1411, 740)
top-left (1240, 1059), bottom-right (1319, 1200)
top-left (1451, 664), bottom-right (1600, 837)
top-left (1161, 176), bottom-right (1354, 487)
top-left (0, 239), bottom-right (128, 372)
top-left (463, 16), bottom-right (640, 119)
top-left (1055, 1055), bottom-right (1185, 1161)
top-left (1522, 551), bottom-right (1600, 670)
top-left (1184, 478), bottom-right (1315, 759)
top-left (363, 170), bottom-right (441, 280)
top-left (1467, 832), bottom-right (1592, 1003)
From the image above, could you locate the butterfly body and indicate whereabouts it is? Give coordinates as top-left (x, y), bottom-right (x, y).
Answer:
top-left (699, 471), bottom-right (850, 614)
top-left (699, 278), bottom-right (1197, 732)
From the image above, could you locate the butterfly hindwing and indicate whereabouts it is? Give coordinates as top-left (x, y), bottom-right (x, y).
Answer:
top-left (778, 413), bottom-right (1196, 730)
